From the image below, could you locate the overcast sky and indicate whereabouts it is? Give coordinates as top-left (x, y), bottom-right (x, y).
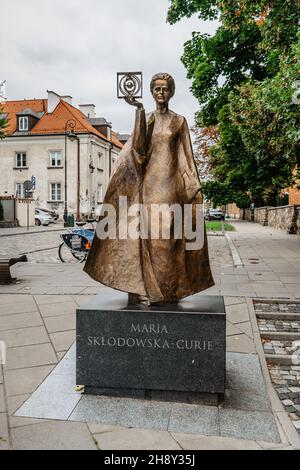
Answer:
top-left (0, 0), bottom-right (218, 133)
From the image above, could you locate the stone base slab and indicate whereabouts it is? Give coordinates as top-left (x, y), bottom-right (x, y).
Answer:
top-left (76, 292), bottom-right (226, 394)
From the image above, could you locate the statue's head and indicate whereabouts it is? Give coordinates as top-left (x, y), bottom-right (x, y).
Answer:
top-left (150, 73), bottom-right (175, 106)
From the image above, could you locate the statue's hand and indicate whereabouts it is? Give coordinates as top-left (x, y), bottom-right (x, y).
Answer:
top-left (124, 95), bottom-right (144, 110)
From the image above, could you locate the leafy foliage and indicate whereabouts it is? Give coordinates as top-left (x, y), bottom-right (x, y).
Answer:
top-left (0, 80), bottom-right (8, 139)
top-left (167, 0), bottom-right (219, 24)
top-left (192, 125), bottom-right (219, 179)
top-left (0, 106), bottom-right (8, 139)
top-left (168, 0), bottom-right (300, 206)
top-left (182, 24), bottom-right (266, 126)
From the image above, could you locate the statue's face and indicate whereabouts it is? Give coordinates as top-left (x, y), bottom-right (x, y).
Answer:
top-left (152, 79), bottom-right (172, 105)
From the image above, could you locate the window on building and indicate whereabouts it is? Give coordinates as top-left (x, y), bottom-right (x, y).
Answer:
top-left (49, 151), bottom-right (62, 167)
top-left (50, 183), bottom-right (62, 201)
top-left (19, 116), bottom-right (28, 131)
top-left (97, 184), bottom-right (103, 203)
top-left (98, 152), bottom-right (104, 170)
top-left (15, 152), bottom-right (27, 167)
top-left (15, 182), bottom-right (25, 198)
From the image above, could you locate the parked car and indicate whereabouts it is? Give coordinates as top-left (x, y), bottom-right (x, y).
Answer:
top-left (205, 208), bottom-right (225, 221)
top-left (35, 209), bottom-right (53, 226)
top-left (38, 207), bottom-right (58, 221)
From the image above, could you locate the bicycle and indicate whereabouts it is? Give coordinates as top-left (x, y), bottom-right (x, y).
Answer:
top-left (58, 219), bottom-right (96, 263)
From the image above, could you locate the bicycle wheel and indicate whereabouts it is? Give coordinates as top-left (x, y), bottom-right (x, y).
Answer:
top-left (58, 242), bottom-right (87, 263)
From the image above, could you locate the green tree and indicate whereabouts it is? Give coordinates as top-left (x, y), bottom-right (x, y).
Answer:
top-left (168, 0), bottom-right (300, 206)
top-left (230, 34), bottom-right (300, 203)
top-left (0, 107), bottom-right (8, 139)
top-left (0, 81), bottom-right (8, 139)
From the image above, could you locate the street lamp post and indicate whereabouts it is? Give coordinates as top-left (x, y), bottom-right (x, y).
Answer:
top-left (64, 119), bottom-right (76, 226)
top-left (68, 130), bottom-right (81, 221)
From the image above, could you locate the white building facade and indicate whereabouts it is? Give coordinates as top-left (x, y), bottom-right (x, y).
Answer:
top-left (0, 92), bottom-right (123, 220)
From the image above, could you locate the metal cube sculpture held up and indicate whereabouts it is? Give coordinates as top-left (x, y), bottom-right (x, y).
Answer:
top-left (117, 72), bottom-right (143, 99)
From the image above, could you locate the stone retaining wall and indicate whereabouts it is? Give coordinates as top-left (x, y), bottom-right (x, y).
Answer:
top-left (254, 206), bottom-right (271, 226)
top-left (253, 205), bottom-right (300, 234)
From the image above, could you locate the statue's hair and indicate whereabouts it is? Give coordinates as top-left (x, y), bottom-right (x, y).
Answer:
top-left (150, 73), bottom-right (175, 97)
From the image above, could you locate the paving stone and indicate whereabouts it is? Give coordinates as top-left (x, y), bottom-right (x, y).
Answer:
top-left (44, 314), bottom-right (76, 333)
top-left (293, 420), bottom-right (300, 431)
top-left (36, 370), bottom-right (77, 395)
top-left (282, 399), bottom-right (294, 410)
top-left (0, 298), bottom-right (37, 316)
top-left (6, 394), bottom-right (49, 428)
top-left (0, 385), bottom-right (5, 412)
top-left (219, 409), bottom-right (281, 443)
top-left (171, 433), bottom-right (262, 450)
top-left (69, 395), bottom-right (125, 425)
top-left (50, 330), bottom-right (75, 352)
top-left (168, 404), bottom-right (219, 435)
top-left (0, 311), bottom-right (43, 331)
top-left (226, 334), bottom-right (256, 354)
top-left (150, 390), bottom-right (218, 406)
top-left (51, 344), bottom-right (75, 376)
top-left (72, 294), bottom-right (94, 304)
top-left (0, 294), bottom-right (29, 305)
top-left (257, 441), bottom-right (288, 450)
top-left (93, 428), bottom-right (181, 451)
top-left (57, 351), bottom-right (67, 361)
top-left (117, 399), bottom-right (172, 431)
top-left (5, 343), bottom-right (57, 370)
top-left (235, 321), bottom-right (253, 339)
top-left (34, 295), bottom-right (75, 306)
top-left (224, 388), bottom-right (271, 412)
top-left (0, 412), bottom-right (9, 449)
top-left (87, 423), bottom-right (126, 434)
top-left (15, 389), bottom-right (81, 421)
top-left (224, 297), bottom-right (247, 307)
top-left (226, 352), bottom-right (266, 393)
top-left (0, 326), bottom-right (49, 348)
top-left (11, 421), bottom-right (96, 450)
top-left (226, 321), bottom-right (241, 336)
top-left (44, 286), bottom-right (85, 295)
top-left (38, 301), bottom-right (77, 318)
top-left (4, 365), bottom-right (53, 396)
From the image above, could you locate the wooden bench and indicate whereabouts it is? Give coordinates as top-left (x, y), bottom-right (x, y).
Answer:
top-left (0, 255), bottom-right (28, 284)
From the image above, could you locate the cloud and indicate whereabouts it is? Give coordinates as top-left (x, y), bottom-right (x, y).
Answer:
top-left (0, 0), bottom-right (218, 132)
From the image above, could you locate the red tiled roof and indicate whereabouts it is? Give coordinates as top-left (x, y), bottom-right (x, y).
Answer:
top-left (1, 99), bottom-right (46, 134)
top-left (1, 98), bottom-right (123, 149)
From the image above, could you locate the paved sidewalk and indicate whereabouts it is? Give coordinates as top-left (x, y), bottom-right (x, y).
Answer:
top-left (225, 221), bottom-right (300, 299)
top-left (0, 222), bottom-right (300, 449)
top-left (0, 224), bottom-right (65, 237)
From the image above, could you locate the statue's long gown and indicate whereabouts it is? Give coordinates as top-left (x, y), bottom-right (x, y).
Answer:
top-left (84, 108), bottom-right (214, 303)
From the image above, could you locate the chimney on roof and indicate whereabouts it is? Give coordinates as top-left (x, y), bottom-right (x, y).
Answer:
top-left (79, 104), bottom-right (96, 119)
top-left (61, 95), bottom-right (72, 105)
top-left (88, 117), bottom-right (112, 139)
top-left (47, 90), bottom-right (60, 113)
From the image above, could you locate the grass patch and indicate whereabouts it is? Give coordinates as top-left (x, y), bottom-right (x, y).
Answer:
top-left (206, 221), bottom-right (235, 232)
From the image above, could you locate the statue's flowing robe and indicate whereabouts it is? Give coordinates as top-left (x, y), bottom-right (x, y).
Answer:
top-left (84, 108), bottom-right (214, 303)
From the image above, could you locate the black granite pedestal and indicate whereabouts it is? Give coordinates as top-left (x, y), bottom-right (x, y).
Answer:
top-left (77, 292), bottom-right (226, 397)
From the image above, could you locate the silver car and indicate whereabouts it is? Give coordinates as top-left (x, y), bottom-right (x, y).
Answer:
top-left (35, 209), bottom-right (53, 226)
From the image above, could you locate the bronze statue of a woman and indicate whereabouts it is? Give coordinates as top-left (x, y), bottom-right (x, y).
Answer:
top-left (84, 73), bottom-right (214, 305)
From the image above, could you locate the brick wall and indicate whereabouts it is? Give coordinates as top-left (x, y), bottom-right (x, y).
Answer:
top-left (287, 187), bottom-right (300, 205)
